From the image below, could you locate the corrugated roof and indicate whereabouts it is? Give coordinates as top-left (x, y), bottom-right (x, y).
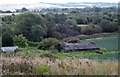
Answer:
top-left (61, 41), bottom-right (100, 51)
top-left (1, 46), bottom-right (18, 52)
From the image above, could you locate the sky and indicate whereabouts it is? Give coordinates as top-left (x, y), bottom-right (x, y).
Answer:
top-left (0, 0), bottom-right (119, 4)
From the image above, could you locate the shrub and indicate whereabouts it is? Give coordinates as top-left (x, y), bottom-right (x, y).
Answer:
top-left (33, 65), bottom-right (51, 75)
top-left (27, 41), bottom-right (40, 47)
top-left (13, 34), bottom-right (28, 48)
top-left (40, 52), bottom-right (59, 60)
top-left (38, 38), bottom-right (61, 50)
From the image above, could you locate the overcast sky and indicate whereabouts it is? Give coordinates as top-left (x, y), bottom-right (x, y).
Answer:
top-left (0, 0), bottom-right (119, 4)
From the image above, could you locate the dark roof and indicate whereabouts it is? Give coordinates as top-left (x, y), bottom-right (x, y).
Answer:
top-left (61, 41), bottom-right (100, 51)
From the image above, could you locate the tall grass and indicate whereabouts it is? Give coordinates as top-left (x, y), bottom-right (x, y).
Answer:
top-left (2, 57), bottom-right (118, 75)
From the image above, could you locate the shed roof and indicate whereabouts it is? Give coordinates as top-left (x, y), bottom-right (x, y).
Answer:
top-left (61, 41), bottom-right (100, 51)
top-left (1, 46), bottom-right (18, 52)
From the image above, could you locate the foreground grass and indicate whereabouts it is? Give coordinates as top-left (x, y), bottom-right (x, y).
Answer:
top-left (1, 47), bottom-right (119, 75)
top-left (2, 57), bottom-right (118, 75)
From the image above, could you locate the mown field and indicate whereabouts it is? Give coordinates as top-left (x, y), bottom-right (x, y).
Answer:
top-left (86, 34), bottom-right (118, 51)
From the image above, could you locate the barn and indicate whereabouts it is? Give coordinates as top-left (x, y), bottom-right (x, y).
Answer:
top-left (60, 41), bottom-right (100, 51)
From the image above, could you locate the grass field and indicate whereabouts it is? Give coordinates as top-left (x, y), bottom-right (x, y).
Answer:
top-left (87, 35), bottom-right (118, 51)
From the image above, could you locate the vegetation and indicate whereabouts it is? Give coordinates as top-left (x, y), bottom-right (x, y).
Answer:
top-left (1, 6), bottom-right (119, 75)
top-left (33, 65), bottom-right (51, 75)
top-left (87, 35), bottom-right (118, 51)
top-left (13, 34), bottom-right (28, 47)
top-left (38, 38), bottom-right (61, 50)
top-left (1, 6), bottom-right (119, 46)
top-left (2, 57), bottom-right (118, 75)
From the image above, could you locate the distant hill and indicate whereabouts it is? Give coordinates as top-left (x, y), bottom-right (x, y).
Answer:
top-left (39, 2), bottom-right (118, 7)
top-left (0, 2), bottom-right (118, 11)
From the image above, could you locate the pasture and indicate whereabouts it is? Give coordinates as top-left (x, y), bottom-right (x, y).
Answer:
top-left (87, 35), bottom-right (118, 51)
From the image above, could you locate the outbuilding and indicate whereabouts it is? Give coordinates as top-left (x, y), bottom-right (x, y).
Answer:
top-left (60, 41), bottom-right (100, 51)
top-left (1, 46), bottom-right (18, 52)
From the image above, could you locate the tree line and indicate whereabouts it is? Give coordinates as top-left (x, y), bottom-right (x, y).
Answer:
top-left (1, 7), bottom-right (119, 47)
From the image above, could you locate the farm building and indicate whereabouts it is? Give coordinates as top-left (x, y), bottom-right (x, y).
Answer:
top-left (60, 41), bottom-right (100, 51)
top-left (1, 46), bottom-right (18, 52)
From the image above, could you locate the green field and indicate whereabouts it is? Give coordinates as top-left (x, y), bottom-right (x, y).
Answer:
top-left (87, 35), bottom-right (118, 51)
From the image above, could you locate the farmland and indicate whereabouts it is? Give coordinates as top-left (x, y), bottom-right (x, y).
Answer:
top-left (2, 34), bottom-right (119, 60)
top-left (1, 34), bottom-right (119, 75)
top-left (0, 5), bottom-right (119, 75)
top-left (86, 34), bottom-right (118, 51)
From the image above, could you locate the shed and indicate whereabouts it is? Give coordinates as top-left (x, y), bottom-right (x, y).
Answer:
top-left (60, 41), bottom-right (100, 51)
top-left (1, 46), bottom-right (18, 52)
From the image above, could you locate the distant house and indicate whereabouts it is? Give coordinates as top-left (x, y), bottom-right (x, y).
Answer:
top-left (1, 46), bottom-right (18, 52)
top-left (60, 41), bottom-right (100, 51)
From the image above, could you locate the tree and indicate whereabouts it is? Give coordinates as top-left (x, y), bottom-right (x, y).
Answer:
top-left (13, 34), bottom-right (28, 47)
top-left (31, 25), bottom-right (46, 41)
top-left (14, 13), bottom-right (46, 41)
top-left (38, 38), bottom-right (61, 50)
top-left (22, 7), bottom-right (28, 12)
top-left (65, 18), bottom-right (77, 27)
top-left (2, 26), bottom-right (14, 46)
top-left (99, 20), bottom-right (119, 32)
top-left (2, 33), bottom-right (14, 46)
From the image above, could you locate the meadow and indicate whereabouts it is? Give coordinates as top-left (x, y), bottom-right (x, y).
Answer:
top-left (86, 34), bottom-right (118, 51)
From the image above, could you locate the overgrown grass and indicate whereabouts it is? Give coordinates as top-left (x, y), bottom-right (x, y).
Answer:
top-left (2, 57), bottom-right (118, 75)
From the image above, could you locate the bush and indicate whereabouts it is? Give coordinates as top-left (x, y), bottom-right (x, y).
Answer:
top-left (27, 41), bottom-right (40, 47)
top-left (38, 38), bottom-right (61, 50)
top-left (40, 52), bottom-right (59, 60)
top-left (33, 65), bottom-right (51, 75)
top-left (13, 34), bottom-right (28, 48)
